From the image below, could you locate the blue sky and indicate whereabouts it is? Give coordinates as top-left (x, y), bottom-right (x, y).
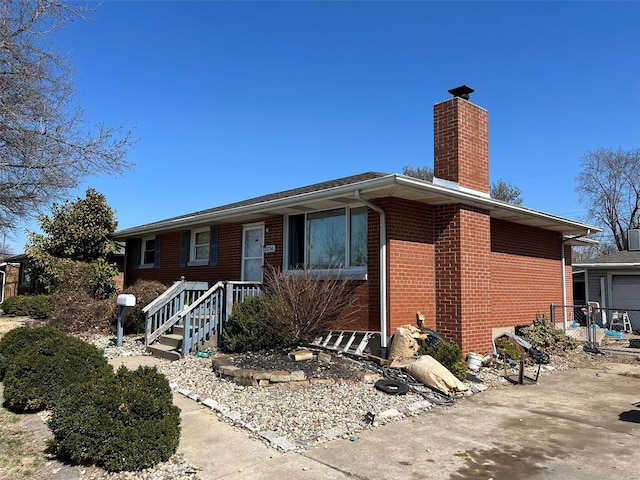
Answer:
top-left (7, 0), bottom-right (639, 252)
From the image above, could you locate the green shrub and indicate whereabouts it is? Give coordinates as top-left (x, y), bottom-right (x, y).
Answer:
top-left (0, 325), bottom-right (66, 381)
top-left (519, 313), bottom-right (578, 352)
top-left (88, 258), bottom-right (118, 300)
top-left (2, 295), bottom-right (53, 319)
top-left (494, 337), bottom-right (525, 361)
top-left (121, 280), bottom-right (168, 334)
top-left (48, 366), bottom-right (181, 472)
top-left (2, 333), bottom-right (112, 411)
top-left (222, 295), bottom-right (293, 353)
top-left (418, 340), bottom-right (468, 381)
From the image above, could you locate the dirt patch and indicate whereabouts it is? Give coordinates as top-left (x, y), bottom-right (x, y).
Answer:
top-left (219, 348), bottom-right (373, 382)
top-left (0, 316), bottom-right (30, 337)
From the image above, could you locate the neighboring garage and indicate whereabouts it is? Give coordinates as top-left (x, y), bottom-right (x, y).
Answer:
top-left (573, 243), bottom-right (640, 331)
top-left (610, 274), bottom-right (640, 327)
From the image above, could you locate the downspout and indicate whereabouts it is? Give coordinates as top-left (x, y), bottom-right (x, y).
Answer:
top-left (560, 245), bottom-right (568, 331)
top-left (354, 190), bottom-right (388, 357)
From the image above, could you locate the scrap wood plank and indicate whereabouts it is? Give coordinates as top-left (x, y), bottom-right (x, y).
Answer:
top-left (365, 353), bottom-right (391, 366)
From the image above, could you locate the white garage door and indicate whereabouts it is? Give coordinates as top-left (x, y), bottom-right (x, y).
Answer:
top-left (611, 275), bottom-right (640, 330)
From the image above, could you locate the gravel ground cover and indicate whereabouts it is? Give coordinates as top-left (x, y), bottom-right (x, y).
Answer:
top-left (3, 316), bottom-right (639, 480)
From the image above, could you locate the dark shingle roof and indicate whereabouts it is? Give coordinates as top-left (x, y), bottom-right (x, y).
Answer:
top-left (577, 250), bottom-right (640, 265)
top-left (129, 172), bottom-right (389, 230)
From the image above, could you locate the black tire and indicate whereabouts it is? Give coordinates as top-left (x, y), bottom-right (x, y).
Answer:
top-left (374, 379), bottom-right (409, 395)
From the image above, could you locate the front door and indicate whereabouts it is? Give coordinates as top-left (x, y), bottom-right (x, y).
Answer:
top-left (242, 224), bottom-right (264, 282)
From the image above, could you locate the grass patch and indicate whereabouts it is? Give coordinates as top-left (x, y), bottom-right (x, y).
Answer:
top-left (0, 407), bottom-right (48, 479)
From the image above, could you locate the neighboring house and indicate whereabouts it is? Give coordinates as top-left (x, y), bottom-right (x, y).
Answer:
top-left (112, 86), bottom-right (599, 356)
top-left (573, 239), bottom-right (640, 331)
top-left (0, 244), bottom-right (125, 302)
top-left (0, 254), bottom-right (28, 303)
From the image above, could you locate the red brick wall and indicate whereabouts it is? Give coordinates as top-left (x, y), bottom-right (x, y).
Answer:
top-left (378, 198), bottom-right (435, 334)
top-left (489, 219), bottom-right (567, 329)
top-left (434, 204), bottom-right (492, 354)
top-left (124, 216), bottom-right (283, 287)
top-left (434, 97), bottom-right (489, 194)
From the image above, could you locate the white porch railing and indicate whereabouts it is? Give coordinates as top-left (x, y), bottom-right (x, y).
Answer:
top-left (143, 279), bottom-right (261, 356)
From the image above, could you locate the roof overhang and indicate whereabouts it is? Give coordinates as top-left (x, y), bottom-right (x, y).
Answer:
top-left (113, 174), bottom-right (601, 240)
top-left (573, 263), bottom-right (640, 269)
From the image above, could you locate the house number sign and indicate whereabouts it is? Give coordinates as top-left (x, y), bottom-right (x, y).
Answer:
top-left (263, 245), bottom-right (276, 253)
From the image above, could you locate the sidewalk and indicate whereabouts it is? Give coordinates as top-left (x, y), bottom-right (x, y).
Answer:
top-left (108, 356), bottom-right (349, 480)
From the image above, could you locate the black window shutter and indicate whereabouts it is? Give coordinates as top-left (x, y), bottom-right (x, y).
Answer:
top-left (180, 231), bottom-right (189, 267)
top-left (131, 238), bottom-right (141, 270)
top-left (209, 225), bottom-right (219, 267)
top-left (154, 235), bottom-right (161, 269)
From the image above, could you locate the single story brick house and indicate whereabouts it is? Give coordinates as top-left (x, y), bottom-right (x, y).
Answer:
top-left (113, 87), bottom-right (599, 356)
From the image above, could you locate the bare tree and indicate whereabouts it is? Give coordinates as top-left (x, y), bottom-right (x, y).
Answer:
top-left (402, 165), bottom-right (523, 205)
top-left (0, 0), bottom-right (135, 231)
top-left (577, 148), bottom-right (640, 251)
top-left (402, 165), bottom-right (434, 182)
top-left (490, 179), bottom-right (522, 206)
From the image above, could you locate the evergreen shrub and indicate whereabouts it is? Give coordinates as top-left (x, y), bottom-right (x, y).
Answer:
top-left (2, 295), bottom-right (53, 319)
top-left (0, 325), bottom-right (66, 381)
top-left (520, 313), bottom-right (578, 352)
top-left (221, 295), bottom-right (293, 353)
top-left (48, 366), bottom-right (181, 472)
top-left (418, 340), bottom-right (468, 381)
top-left (2, 333), bottom-right (112, 411)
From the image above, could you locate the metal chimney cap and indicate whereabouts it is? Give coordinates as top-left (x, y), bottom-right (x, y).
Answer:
top-left (448, 85), bottom-right (474, 100)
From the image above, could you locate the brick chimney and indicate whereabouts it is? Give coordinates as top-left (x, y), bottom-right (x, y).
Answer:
top-left (433, 85), bottom-right (489, 195)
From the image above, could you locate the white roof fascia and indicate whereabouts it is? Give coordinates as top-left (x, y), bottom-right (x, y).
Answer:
top-left (572, 263), bottom-right (640, 269)
top-left (394, 175), bottom-right (601, 234)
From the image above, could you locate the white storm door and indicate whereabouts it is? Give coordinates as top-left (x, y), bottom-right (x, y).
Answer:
top-left (242, 225), bottom-right (264, 282)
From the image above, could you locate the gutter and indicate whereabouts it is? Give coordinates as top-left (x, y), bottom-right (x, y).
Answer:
top-left (572, 263), bottom-right (640, 268)
top-left (355, 190), bottom-right (388, 357)
top-left (113, 174), bottom-right (601, 239)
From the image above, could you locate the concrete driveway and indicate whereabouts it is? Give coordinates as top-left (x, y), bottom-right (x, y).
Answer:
top-left (296, 363), bottom-right (640, 480)
top-left (100, 356), bottom-right (640, 479)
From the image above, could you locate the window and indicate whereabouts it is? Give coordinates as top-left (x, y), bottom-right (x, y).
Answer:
top-left (288, 206), bottom-right (367, 271)
top-left (141, 237), bottom-right (156, 266)
top-left (191, 228), bottom-right (210, 263)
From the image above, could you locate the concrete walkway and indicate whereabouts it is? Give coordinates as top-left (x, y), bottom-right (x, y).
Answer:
top-left (108, 356), bottom-right (348, 480)
top-left (110, 355), bottom-right (640, 480)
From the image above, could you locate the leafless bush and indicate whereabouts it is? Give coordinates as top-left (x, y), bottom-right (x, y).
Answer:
top-left (122, 280), bottom-right (169, 334)
top-left (262, 265), bottom-right (361, 343)
top-left (48, 262), bottom-right (117, 334)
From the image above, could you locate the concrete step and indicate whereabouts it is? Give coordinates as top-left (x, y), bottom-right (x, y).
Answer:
top-left (172, 324), bottom-right (200, 336)
top-left (159, 333), bottom-right (183, 349)
top-left (173, 325), bottom-right (184, 336)
top-left (146, 342), bottom-right (181, 361)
